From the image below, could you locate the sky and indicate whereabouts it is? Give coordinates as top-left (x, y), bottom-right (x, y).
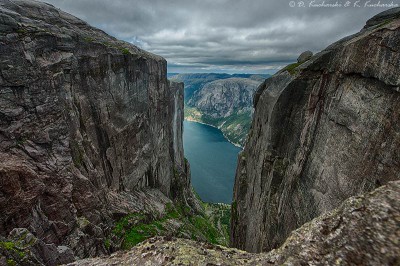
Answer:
top-left (43, 0), bottom-right (398, 74)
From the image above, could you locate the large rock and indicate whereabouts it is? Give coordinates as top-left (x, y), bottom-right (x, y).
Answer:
top-left (0, 0), bottom-right (197, 263)
top-left (66, 180), bottom-right (400, 265)
top-left (231, 8), bottom-right (400, 252)
top-left (297, 50), bottom-right (313, 63)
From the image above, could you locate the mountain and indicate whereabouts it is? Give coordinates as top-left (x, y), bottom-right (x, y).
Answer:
top-left (0, 1), bottom-right (223, 265)
top-left (170, 73), bottom-right (270, 146)
top-left (169, 73), bottom-right (270, 102)
top-left (231, 7), bottom-right (400, 253)
top-left (186, 77), bottom-right (263, 146)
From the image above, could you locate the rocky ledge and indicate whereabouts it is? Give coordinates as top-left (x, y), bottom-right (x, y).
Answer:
top-left (68, 180), bottom-right (400, 265)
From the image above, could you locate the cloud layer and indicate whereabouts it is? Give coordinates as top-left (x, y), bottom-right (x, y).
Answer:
top-left (44, 0), bottom-right (396, 73)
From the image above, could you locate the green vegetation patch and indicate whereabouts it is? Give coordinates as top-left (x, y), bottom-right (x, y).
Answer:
top-left (188, 215), bottom-right (221, 244)
top-left (7, 259), bottom-right (16, 266)
top-left (111, 204), bottom-right (187, 249)
top-left (378, 19), bottom-right (393, 28)
top-left (120, 48), bottom-right (131, 55)
top-left (184, 105), bottom-right (252, 146)
top-left (110, 201), bottom-right (229, 249)
top-left (83, 36), bottom-right (95, 42)
top-left (70, 140), bottom-right (84, 168)
top-left (283, 62), bottom-right (302, 75)
top-left (202, 203), bottom-right (231, 244)
top-left (16, 28), bottom-right (27, 34)
top-left (0, 241), bottom-right (26, 259)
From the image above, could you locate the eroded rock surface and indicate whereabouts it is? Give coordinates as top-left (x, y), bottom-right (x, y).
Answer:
top-left (0, 0), bottom-right (197, 263)
top-left (231, 8), bottom-right (400, 253)
top-left (67, 181), bottom-right (400, 265)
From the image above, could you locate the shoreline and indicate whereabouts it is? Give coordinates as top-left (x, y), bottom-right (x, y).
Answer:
top-left (184, 118), bottom-right (243, 149)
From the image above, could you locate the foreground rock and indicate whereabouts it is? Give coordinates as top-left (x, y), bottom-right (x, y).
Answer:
top-left (0, 0), bottom-right (199, 263)
top-left (67, 181), bottom-right (400, 265)
top-left (232, 8), bottom-right (400, 252)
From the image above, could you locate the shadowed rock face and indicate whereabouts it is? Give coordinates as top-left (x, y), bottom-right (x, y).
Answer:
top-left (0, 0), bottom-right (196, 263)
top-left (231, 8), bottom-right (400, 252)
top-left (67, 180), bottom-right (400, 265)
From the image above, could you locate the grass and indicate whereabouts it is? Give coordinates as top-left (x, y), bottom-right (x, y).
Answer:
top-left (0, 241), bottom-right (26, 259)
top-left (110, 201), bottom-right (228, 249)
top-left (104, 239), bottom-right (111, 249)
top-left (7, 259), bottom-right (16, 266)
top-left (378, 19), bottom-right (393, 28)
top-left (0, 242), bottom-right (16, 251)
top-left (188, 215), bottom-right (221, 244)
top-left (16, 28), bottom-right (27, 34)
top-left (83, 36), bottom-right (95, 43)
top-left (282, 62), bottom-right (302, 75)
top-left (112, 205), bottom-right (185, 249)
top-left (70, 141), bottom-right (84, 168)
top-left (120, 48), bottom-right (131, 55)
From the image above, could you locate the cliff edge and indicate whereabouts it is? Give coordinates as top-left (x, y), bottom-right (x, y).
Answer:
top-left (232, 7), bottom-right (400, 252)
top-left (0, 0), bottom-right (198, 264)
top-left (69, 180), bottom-right (400, 265)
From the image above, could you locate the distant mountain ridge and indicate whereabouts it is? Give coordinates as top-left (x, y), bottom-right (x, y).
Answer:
top-left (170, 73), bottom-right (270, 146)
top-left (169, 73), bottom-right (270, 102)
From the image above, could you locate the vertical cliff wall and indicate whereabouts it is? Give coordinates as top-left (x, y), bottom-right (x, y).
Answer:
top-left (232, 8), bottom-right (400, 252)
top-left (0, 0), bottom-right (195, 264)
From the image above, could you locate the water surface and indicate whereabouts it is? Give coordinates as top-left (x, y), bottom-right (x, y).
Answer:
top-left (183, 120), bottom-right (241, 203)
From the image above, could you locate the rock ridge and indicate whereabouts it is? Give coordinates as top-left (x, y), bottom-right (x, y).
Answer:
top-left (232, 7), bottom-right (400, 252)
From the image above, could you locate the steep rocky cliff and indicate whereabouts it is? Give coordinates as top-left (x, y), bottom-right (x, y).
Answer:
top-left (0, 0), bottom-right (199, 264)
top-left (185, 77), bottom-right (263, 146)
top-left (232, 8), bottom-right (400, 252)
top-left (67, 180), bottom-right (400, 265)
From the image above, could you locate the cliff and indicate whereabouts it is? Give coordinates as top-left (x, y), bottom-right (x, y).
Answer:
top-left (186, 78), bottom-right (262, 146)
top-left (0, 0), bottom-right (198, 264)
top-left (67, 180), bottom-right (400, 265)
top-left (232, 8), bottom-right (400, 252)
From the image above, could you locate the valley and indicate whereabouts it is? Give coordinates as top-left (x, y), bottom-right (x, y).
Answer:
top-left (171, 74), bottom-right (270, 146)
top-left (0, 1), bottom-right (399, 266)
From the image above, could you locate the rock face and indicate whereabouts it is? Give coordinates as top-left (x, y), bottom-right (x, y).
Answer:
top-left (186, 77), bottom-right (263, 146)
top-left (232, 9), bottom-right (400, 252)
top-left (0, 0), bottom-right (196, 263)
top-left (67, 180), bottom-right (400, 265)
top-left (297, 50), bottom-right (313, 63)
top-left (188, 78), bottom-right (260, 119)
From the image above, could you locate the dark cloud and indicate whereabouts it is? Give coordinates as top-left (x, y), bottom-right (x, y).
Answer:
top-left (44, 0), bottom-right (397, 73)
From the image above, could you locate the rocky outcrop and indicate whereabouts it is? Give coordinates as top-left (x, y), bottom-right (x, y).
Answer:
top-left (232, 8), bottom-right (400, 252)
top-left (0, 0), bottom-right (197, 263)
top-left (67, 180), bottom-right (400, 265)
top-left (297, 50), bottom-right (313, 63)
top-left (186, 77), bottom-right (263, 146)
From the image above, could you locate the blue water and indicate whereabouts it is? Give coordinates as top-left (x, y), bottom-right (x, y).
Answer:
top-left (183, 120), bottom-right (241, 204)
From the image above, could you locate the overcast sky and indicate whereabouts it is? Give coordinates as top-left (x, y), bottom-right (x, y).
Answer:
top-left (44, 0), bottom-right (397, 74)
